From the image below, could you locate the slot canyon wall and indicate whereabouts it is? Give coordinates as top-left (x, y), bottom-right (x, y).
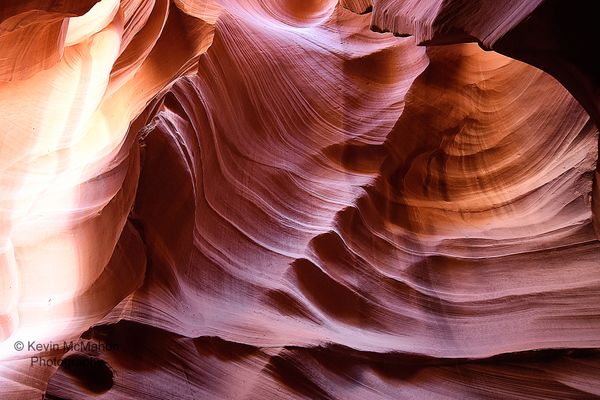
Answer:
top-left (0, 0), bottom-right (599, 398)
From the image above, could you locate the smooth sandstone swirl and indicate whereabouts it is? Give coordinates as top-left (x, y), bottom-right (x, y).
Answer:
top-left (341, 0), bottom-right (600, 236)
top-left (0, 0), bottom-right (599, 399)
top-left (0, 0), bottom-right (216, 349)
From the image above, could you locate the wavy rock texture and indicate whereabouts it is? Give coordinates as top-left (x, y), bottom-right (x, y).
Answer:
top-left (345, 0), bottom-right (600, 236)
top-left (0, 0), bottom-right (599, 399)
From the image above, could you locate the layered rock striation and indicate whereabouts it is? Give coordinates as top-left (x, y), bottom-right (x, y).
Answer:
top-left (0, 1), bottom-right (598, 398)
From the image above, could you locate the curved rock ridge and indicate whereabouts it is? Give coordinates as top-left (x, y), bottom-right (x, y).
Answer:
top-left (340, 0), bottom-right (600, 236)
top-left (342, 0), bottom-right (599, 123)
top-left (0, 0), bottom-right (215, 354)
top-left (0, 0), bottom-right (598, 399)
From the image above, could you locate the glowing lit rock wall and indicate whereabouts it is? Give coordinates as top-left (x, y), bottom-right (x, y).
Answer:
top-left (0, 1), bottom-right (598, 398)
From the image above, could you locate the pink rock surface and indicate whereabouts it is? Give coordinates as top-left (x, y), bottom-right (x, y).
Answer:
top-left (0, 1), bottom-right (598, 398)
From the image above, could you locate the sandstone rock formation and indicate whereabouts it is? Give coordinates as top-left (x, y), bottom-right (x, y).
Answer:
top-left (0, 0), bottom-right (598, 399)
